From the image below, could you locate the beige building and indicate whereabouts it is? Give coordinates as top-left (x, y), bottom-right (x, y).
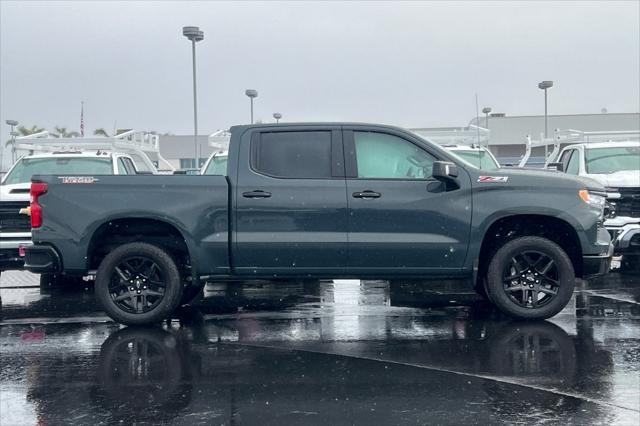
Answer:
top-left (156, 112), bottom-right (639, 169)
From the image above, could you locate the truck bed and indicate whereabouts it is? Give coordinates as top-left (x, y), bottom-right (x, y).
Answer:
top-left (31, 174), bottom-right (230, 275)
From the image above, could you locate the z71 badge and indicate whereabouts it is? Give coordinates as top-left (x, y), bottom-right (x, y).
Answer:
top-left (478, 176), bottom-right (508, 183)
top-left (58, 176), bottom-right (99, 184)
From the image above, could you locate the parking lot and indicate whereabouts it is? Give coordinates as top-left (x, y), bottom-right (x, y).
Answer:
top-left (1, 270), bottom-right (638, 425)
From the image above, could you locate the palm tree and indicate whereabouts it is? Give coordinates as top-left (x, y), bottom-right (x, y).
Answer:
top-left (17, 125), bottom-right (45, 136)
top-left (5, 125), bottom-right (45, 147)
top-left (52, 126), bottom-right (80, 138)
top-left (93, 128), bottom-right (110, 137)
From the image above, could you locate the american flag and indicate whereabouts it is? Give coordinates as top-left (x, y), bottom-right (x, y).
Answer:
top-left (80, 101), bottom-right (84, 137)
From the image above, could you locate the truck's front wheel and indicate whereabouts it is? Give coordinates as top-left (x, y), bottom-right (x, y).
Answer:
top-left (95, 243), bottom-right (183, 325)
top-left (486, 236), bottom-right (575, 320)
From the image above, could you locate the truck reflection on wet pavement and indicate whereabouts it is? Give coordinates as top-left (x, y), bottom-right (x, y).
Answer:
top-left (1, 272), bottom-right (639, 425)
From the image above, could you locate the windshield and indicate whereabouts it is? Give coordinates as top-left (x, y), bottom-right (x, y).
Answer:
top-left (450, 150), bottom-right (499, 170)
top-left (585, 146), bottom-right (640, 174)
top-left (2, 157), bottom-right (113, 185)
top-left (203, 155), bottom-right (228, 175)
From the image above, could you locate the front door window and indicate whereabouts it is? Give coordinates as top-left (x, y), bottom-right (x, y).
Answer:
top-left (354, 131), bottom-right (435, 179)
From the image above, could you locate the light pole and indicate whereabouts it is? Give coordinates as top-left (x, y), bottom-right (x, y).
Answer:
top-left (273, 112), bottom-right (282, 123)
top-left (5, 119), bottom-right (19, 165)
top-left (481, 107), bottom-right (492, 129)
top-left (481, 107), bottom-right (492, 151)
top-left (245, 89), bottom-right (258, 124)
top-left (183, 26), bottom-right (204, 168)
top-left (538, 81), bottom-right (553, 138)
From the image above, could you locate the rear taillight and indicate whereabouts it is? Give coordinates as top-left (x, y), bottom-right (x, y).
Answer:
top-left (30, 182), bottom-right (48, 228)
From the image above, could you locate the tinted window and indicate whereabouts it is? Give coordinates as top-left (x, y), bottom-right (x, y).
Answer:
top-left (128, 153), bottom-right (153, 173)
top-left (559, 150), bottom-right (572, 170)
top-left (254, 131), bottom-right (332, 178)
top-left (122, 158), bottom-right (137, 174)
top-left (354, 131), bottom-right (434, 179)
top-left (566, 150), bottom-right (580, 175)
top-left (117, 158), bottom-right (128, 175)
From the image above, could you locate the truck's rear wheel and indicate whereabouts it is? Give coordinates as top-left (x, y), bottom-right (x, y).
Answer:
top-left (95, 243), bottom-right (183, 325)
top-left (486, 236), bottom-right (575, 320)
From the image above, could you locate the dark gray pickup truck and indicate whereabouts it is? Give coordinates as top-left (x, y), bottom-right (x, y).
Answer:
top-left (23, 123), bottom-right (613, 325)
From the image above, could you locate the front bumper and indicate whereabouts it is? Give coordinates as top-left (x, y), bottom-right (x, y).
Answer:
top-left (582, 243), bottom-right (614, 278)
top-left (606, 220), bottom-right (640, 254)
top-left (23, 245), bottom-right (62, 273)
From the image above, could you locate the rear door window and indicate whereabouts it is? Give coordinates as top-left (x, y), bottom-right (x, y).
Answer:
top-left (253, 131), bottom-right (332, 178)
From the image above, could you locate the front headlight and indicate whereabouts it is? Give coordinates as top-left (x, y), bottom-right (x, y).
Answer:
top-left (579, 189), bottom-right (606, 219)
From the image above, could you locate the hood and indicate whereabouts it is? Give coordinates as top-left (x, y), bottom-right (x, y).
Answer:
top-left (0, 183), bottom-right (31, 202)
top-left (583, 170), bottom-right (640, 189)
top-left (472, 167), bottom-right (605, 192)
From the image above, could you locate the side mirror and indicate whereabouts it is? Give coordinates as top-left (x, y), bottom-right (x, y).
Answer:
top-left (432, 161), bottom-right (459, 181)
top-left (547, 162), bottom-right (564, 172)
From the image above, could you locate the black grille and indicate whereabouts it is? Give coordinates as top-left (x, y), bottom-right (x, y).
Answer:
top-left (610, 188), bottom-right (640, 218)
top-left (0, 201), bottom-right (31, 232)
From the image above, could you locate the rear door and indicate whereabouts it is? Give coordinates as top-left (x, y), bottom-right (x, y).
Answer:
top-left (234, 127), bottom-right (348, 275)
top-left (344, 127), bottom-right (472, 274)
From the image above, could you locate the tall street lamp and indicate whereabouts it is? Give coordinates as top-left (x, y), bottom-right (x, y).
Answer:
top-left (482, 107), bottom-right (492, 129)
top-left (5, 119), bottom-right (19, 165)
top-left (538, 81), bottom-right (553, 139)
top-left (273, 112), bottom-right (282, 123)
top-left (183, 26), bottom-right (204, 168)
top-left (245, 89), bottom-right (258, 124)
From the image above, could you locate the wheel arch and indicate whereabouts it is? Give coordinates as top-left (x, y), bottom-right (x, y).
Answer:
top-left (86, 216), bottom-right (196, 278)
top-left (477, 214), bottom-right (584, 281)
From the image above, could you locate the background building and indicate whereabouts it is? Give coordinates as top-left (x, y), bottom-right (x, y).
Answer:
top-left (152, 112), bottom-right (639, 170)
top-left (158, 135), bottom-right (214, 170)
top-left (468, 112), bottom-right (640, 164)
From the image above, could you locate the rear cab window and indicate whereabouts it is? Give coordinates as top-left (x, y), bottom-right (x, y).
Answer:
top-left (251, 131), bottom-right (334, 179)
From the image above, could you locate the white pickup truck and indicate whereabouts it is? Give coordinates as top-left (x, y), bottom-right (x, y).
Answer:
top-left (440, 144), bottom-right (501, 170)
top-left (554, 140), bottom-right (640, 269)
top-left (0, 151), bottom-right (139, 275)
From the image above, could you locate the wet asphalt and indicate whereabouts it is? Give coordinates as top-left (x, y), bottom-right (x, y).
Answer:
top-left (0, 271), bottom-right (639, 425)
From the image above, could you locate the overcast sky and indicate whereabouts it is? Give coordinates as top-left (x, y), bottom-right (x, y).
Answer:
top-left (1, 1), bottom-right (639, 158)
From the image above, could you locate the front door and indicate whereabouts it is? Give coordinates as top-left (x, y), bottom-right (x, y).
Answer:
top-left (235, 127), bottom-right (348, 276)
top-left (344, 128), bottom-right (472, 275)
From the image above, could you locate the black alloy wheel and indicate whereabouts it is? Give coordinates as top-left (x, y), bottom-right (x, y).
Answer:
top-left (96, 242), bottom-right (183, 325)
top-left (502, 251), bottom-right (560, 309)
top-left (109, 256), bottom-right (167, 314)
top-left (486, 236), bottom-right (575, 320)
